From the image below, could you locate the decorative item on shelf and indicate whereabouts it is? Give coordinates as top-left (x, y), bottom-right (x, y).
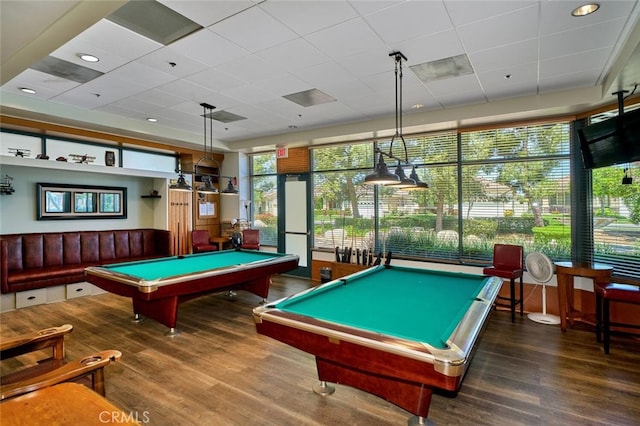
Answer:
top-left (35, 154), bottom-right (49, 160)
top-left (364, 51), bottom-right (428, 191)
top-left (56, 156), bottom-right (67, 162)
top-left (221, 177), bottom-right (238, 194)
top-left (141, 190), bottom-right (161, 199)
top-left (69, 154), bottom-right (96, 164)
top-left (105, 151), bottom-right (115, 166)
top-left (8, 148), bottom-right (30, 157)
top-left (1, 175), bottom-right (15, 194)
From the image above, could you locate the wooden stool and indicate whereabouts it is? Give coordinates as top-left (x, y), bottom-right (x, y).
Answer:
top-left (483, 244), bottom-right (524, 322)
top-left (595, 282), bottom-right (640, 354)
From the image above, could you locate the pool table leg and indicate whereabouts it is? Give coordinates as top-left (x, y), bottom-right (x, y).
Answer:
top-left (315, 357), bottom-right (434, 421)
top-left (132, 297), bottom-right (180, 334)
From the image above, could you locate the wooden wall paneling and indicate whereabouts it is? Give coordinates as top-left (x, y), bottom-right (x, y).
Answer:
top-left (277, 147), bottom-right (309, 173)
top-left (168, 190), bottom-right (192, 255)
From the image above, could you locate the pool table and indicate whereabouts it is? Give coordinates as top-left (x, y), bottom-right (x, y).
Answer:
top-left (85, 250), bottom-right (298, 335)
top-left (253, 265), bottom-right (502, 424)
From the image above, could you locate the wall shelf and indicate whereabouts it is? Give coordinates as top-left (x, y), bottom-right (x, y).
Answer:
top-left (0, 155), bottom-right (176, 179)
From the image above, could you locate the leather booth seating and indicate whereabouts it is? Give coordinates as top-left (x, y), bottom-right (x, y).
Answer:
top-left (1, 229), bottom-right (171, 294)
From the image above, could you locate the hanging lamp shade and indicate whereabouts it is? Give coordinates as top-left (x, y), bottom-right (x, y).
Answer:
top-left (404, 166), bottom-right (429, 190)
top-left (197, 175), bottom-right (218, 193)
top-left (386, 162), bottom-right (416, 189)
top-left (364, 153), bottom-right (401, 185)
top-left (169, 172), bottom-right (192, 191)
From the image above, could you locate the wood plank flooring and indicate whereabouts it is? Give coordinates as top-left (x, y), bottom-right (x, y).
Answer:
top-left (2, 275), bottom-right (639, 425)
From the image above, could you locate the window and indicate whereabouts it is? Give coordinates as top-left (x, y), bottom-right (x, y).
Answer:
top-left (584, 107), bottom-right (640, 279)
top-left (312, 122), bottom-right (572, 265)
top-left (250, 153), bottom-right (278, 246)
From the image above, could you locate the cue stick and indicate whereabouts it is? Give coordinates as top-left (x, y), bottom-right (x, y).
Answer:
top-left (341, 209), bottom-right (346, 260)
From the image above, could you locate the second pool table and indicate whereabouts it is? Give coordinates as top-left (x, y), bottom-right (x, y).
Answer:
top-left (85, 250), bottom-right (299, 335)
top-left (253, 265), bottom-right (502, 424)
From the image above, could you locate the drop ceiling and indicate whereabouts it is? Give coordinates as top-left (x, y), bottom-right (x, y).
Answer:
top-left (1, 0), bottom-right (640, 154)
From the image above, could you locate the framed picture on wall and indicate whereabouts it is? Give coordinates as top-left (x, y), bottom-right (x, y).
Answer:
top-left (37, 183), bottom-right (127, 220)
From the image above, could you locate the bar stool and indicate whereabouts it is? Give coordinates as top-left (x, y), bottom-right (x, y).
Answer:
top-left (483, 244), bottom-right (524, 322)
top-left (595, 282), bottom-right (640, 354)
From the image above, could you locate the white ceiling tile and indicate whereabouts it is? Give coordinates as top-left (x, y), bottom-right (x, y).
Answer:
top-left (363, 1), bottom-right (452, 45)
top-left (456, 5), bottom-right (539, 53)
top-left (159, 0), bottom-right (256, 27)
top-left (2, 0), bottom-right (639, 146)
top-left (395, 29), bottom-right (464, 66)
top-left (540, 69), bottom-right (601, 93)
top-left (155, 79), bottom-right (216, 102)
top-left (540, 19), bottom-right (628, 60)
top-left (539, 0), bottom-right (637, 36)
top-left (425, 73), bottom-right (483, 97)
top-left (305, 18), bottom-right (387, 60)
top-left (540, 48), bottom-right (611, 81)
top-left (136, 47), bottom-right (209, 78)
top-left (295, 61), bottom-right (357, 89)
top-left (2, 68), bottom-right (81, 99)
top-left (261, 0), bottom-right (358, 35)
top-left (59, 19), bottom-right (161, 62)
top-left (169, 28), bottom-right (250, 67)
top-left (468, 38), bottom-right (538, 74)
top-left (215, 54), bottom-right (286, 83)
top-left (348, 1), bottom-right (404, 17)
top-left (184, 67), bottom-right (245, 92)
top-left (221, 84), bottom-right (277, 104)
top-left (444, 0), bottom-right (537, 26)
top-left (108, 62), bottom-right (176, 90)
top-left (131, 88), bottom-right (188, 108)
top-left (257, 38), bottom-right (331, 71)
top-left (210, 6), bottom-right (298, 53)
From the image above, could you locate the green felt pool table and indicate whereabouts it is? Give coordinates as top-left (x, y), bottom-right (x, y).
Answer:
top-left (253, 265), bottom-right (502, 424)
top-left (85, 250), bottom-right (298, 335)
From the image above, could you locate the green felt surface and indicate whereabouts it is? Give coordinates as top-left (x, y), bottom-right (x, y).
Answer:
top-left (274, 266), bottom-right (487, 348)
top-left (103, 250), bottom-right (279, 280)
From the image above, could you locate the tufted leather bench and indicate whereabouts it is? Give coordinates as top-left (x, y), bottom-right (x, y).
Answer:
top-left (1, 229), bottom-right (171, 294)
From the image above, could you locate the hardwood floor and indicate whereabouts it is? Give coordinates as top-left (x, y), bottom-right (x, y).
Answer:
top-left (2, 275), bottom-right (639, 425)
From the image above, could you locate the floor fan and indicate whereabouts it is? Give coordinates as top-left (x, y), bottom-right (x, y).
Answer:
top-left (526, 252), bottom-right (561, 325)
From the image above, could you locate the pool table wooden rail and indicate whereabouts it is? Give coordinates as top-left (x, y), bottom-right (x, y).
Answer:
top-left (85, 252), bottom-right (299, 333)
top-left (253, 267), bottom-right (502, 421)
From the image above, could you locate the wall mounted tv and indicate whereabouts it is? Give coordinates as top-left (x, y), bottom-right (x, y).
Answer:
top-left (579, 106), bottom-right (640, 170)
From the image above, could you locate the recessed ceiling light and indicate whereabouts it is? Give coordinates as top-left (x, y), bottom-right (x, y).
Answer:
top-left (78, 53), bottom-right (99, 62)
top-left (571, 3), bottom-right (600, 17)
top-left (19, 87), bottom-right (37, 94)
top-left (411, 104), bottom-right (424, 109)
top-left (288, 125), bottom-right (298, 129)
top-left (146, 118), bottom-right (158, 123)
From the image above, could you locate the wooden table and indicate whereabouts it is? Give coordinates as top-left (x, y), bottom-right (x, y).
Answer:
top-left (0, 382), bottom-right (139, 425)
top-left (555, 261), bottom-right (613, 332)
top-left (210, 236), bottom-right (231, 251)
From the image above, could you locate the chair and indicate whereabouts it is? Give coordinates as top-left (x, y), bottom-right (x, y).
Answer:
top-left (0, 324), bottom-right (121, 400)
top-left (241, 229), bottom-right (260, 250)
top-left (192, 230), bottom-right (218, 253)
top-left (595, 282), bottom-right (640, 354)
top-left (483, 244), bottom-right (524, 323)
